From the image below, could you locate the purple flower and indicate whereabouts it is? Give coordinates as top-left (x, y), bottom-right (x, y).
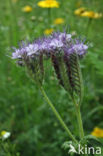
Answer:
top-left (49, 38), bottom-right (64, 49)
top-left (51, 32), bottom-right (72, 46)
top-left (12, 48), bottom-right (26, 59)
top-left (73, 43), bottom-right (88, 55)
top-left (58, 33), bottom-right (72, 42)
top-left (63, 40), bottom-right (88, 57)
top-left (12, 32), bottom-right (88, 60)
top-left (12, 49), bottom-right (22, 59)
top-left (11, 31), bottom-right (88, 90)
top-left (27, 44), bottom-right (39, 56)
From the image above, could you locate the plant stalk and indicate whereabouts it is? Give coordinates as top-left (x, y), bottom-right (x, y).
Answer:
top-left (48, 8), bottom-right (51, 26)
top-left (77, 105), bottom-right (84, 139)
top-left (72, 98), bottom-right (84, 139)
top-left (73, 99), bottom-right (89, 156)
top-left (40, 86), bottom-right (78, 144)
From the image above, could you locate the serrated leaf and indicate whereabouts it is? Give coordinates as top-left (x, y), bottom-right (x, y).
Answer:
top-left (82, 135), bottom-right (103, 146)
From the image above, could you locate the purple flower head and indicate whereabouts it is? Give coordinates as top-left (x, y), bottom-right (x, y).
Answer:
top-left (40, 37), bottom-right (51, 52)
top-left (27, 43), bottom-right (39, 56)
top-left (12, 41), bottom-right (40, 59)
top-left (51, 32), bottom-right (72, 44)
top-left (11, 30), bottom-right (88, 92)
top-left (63, 39), bottom-right (88, 57)
top-left (49, 38), bottom-right (64, 49)
top-left (12, 47), bottom-right (27, 59)
top-left (58, 33), bottom-right (72, 42)
top-left (73, 43), bottom-right (88, 55)
top-left (12, 49), bottom-right (22, 59)
top-left (12, 31), bottom-right (88, 60)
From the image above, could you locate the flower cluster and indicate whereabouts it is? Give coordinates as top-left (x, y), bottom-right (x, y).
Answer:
top-left (12, 32), bottom-right (88, 91)
top-left (12, 32), bottom-right (88, 60)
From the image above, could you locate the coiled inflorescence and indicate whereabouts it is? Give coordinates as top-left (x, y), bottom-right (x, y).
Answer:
top-left (12, 31), bottom-right (88, 102)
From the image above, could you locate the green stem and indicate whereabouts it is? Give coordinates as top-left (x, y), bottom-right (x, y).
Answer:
top-left (48, 8), bottom-right (51, 26)
top-left (8, 0), bottom-right (18, 45)
top-left (40, 86), bottom-right (78, 144)
top-left (73, 99), bottom-right (89, 156)
top-left (72, 98), bottom-right (84, 139)
top-left (86, 18), bottom-right (92, 37)
top-left (77, 106), bottom-right (84, 139)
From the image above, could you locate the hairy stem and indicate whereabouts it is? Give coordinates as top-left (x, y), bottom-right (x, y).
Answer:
top-left (72, 98), bottom-right (84, 139)
top-left (40, 86), bottom-right (78, 144)
top-left (77, 106), bottom-right (84, 139)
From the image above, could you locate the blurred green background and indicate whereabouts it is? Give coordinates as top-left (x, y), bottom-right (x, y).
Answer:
top-left (0, 0), bottom-right (103, 155)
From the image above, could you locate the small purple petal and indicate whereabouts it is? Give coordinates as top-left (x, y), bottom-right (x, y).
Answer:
top-left (49, 39), bottom-right (64, 49)
top-left (27, 44), bottom-right (39, 56)
top-left (11, 31), bottom-right (88, 61)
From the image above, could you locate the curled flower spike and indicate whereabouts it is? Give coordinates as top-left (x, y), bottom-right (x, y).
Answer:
top-left (12, 31), bottom-right (88, 98)
top-left (12, 42), bottom-right (44, 85)
top-left (51, 54), bottom-right (64, 86)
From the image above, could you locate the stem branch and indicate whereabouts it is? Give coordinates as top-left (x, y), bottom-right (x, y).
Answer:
top-left (40, 86), bottom-right (78, 144)
top-left (72, 98), bottom-right (84, 139)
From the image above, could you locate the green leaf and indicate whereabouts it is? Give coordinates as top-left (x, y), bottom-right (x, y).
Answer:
top-left (81, 135), bottom-right (103, 146)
